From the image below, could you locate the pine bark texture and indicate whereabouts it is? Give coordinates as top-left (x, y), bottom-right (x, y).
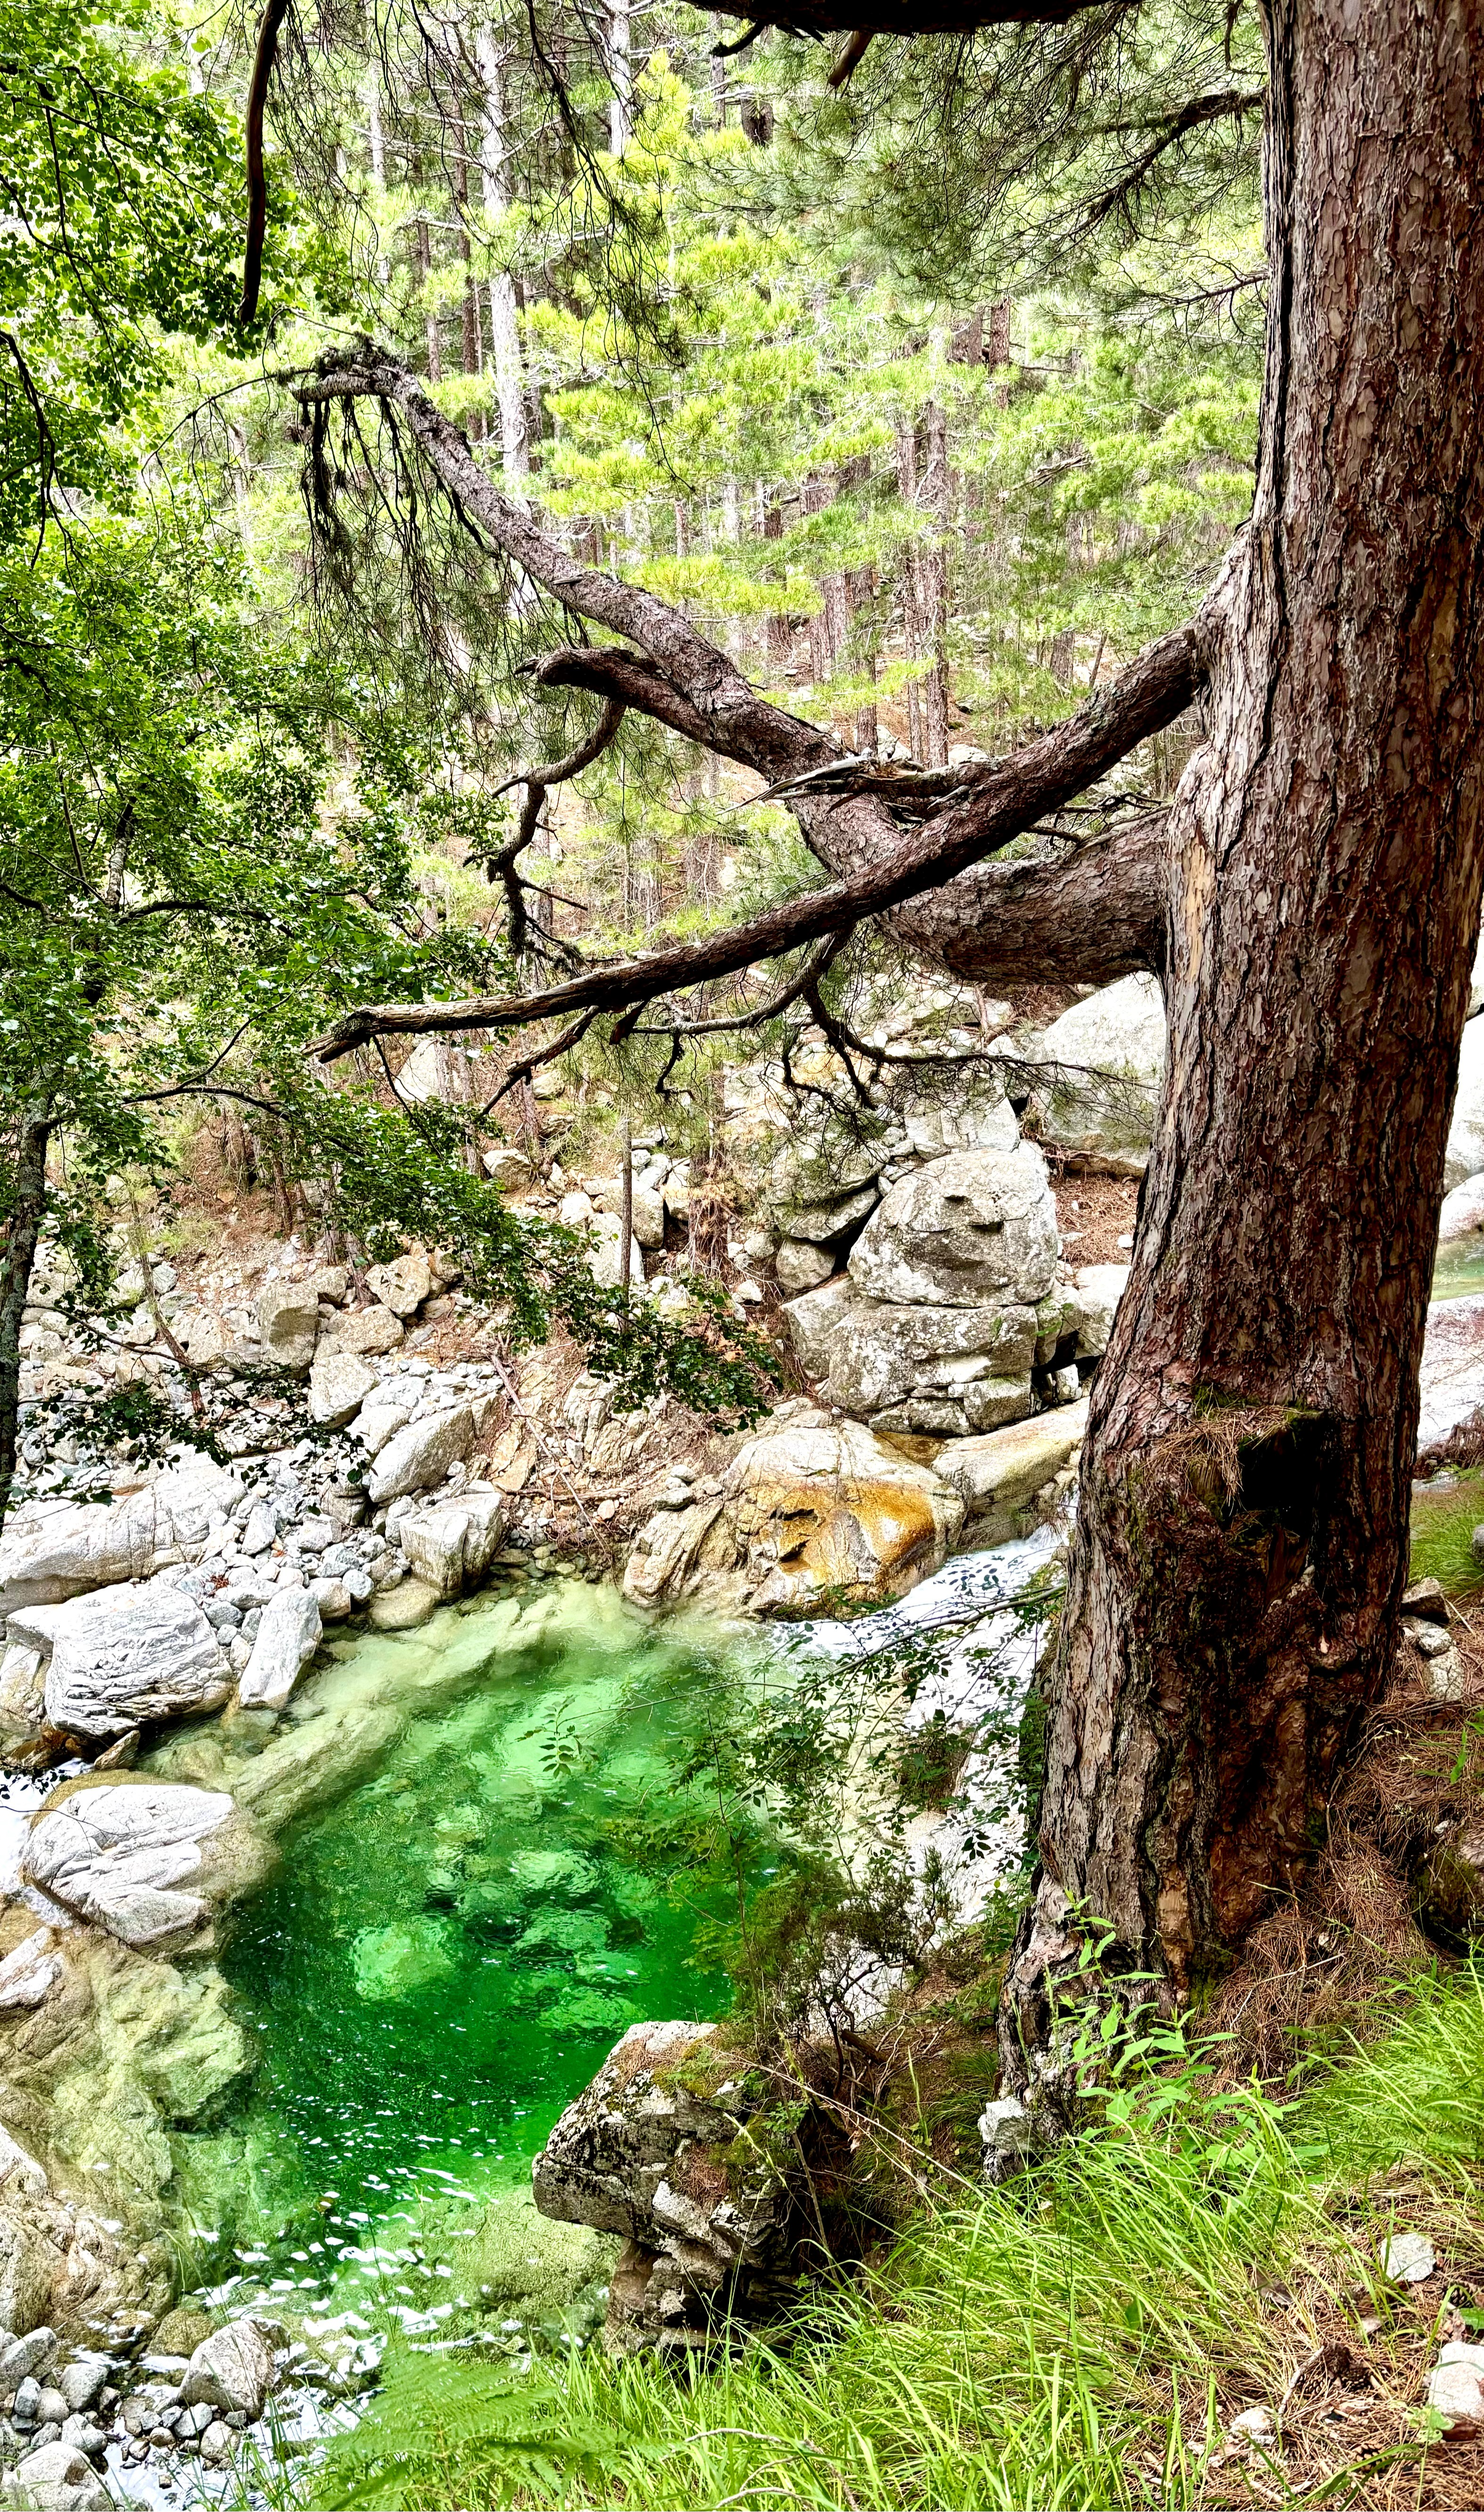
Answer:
top-left (1004, 0), bottom-right (1484, 2070)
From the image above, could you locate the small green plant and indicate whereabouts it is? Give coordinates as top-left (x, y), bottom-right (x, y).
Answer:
top-left (313, 2344), bottom-right (656, 2509)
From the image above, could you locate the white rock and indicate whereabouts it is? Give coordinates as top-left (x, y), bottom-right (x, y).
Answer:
top-left (483, 1145), bottom-right (533, 1190)
top-left (0, 1931), bottom-right (60, 2012)
top-left (1438, 1171), bottom-right (1484, 1244)
top-left (323, 1304), bottom-right (404, 1358)
top-left (0, 1645), bottom-right (44, 1734)
top-left (1229, 2405), bottom-right (1274, 2440)
top-left (38, 1584), bottom-right (230, 1738)
top-left (1380, 2230), bottom-right (1435, 2282)
top-left (238, 1585), bottom-right (322, 1712)
top-left (1070, 1263), bottom-right (1130, 1359)
top-left (177, 2318), bottom-right (277, 2420)
top-left (1034, 974), bottom-right (1167, 1153)
top-left (309, 1351), bottom-right (376, 1429)
top-left (584, 1211), bottom-right (644, 1290)
top-left (364, 1252), bottom-right (432, 1318)
top-left (367, 1407), bottom-right (476, 1505)
top-left (22, 1782), bottom-right (271, 1951)
top-left (0, 1492), bottom-right (157, 1617)
top-left (240, 1503), bottom-right (276, 1557)
top-left (978, 2095), bottom-right (1034, 2177)
top-left (309, 1578), bottom-right (354, 1622)
top-left (153, 1454), bottom-right (243, 1554)
top-left (590, 1178), bottom-right (666, 1248)
top-left (786, 1276), bottom-right (1038, 1438)
top-left (559, 1190), bottom-right (596, 1227)
top-left (1447, 1015), bottom-right (1484, 1189)
top-left (0, 2127), bottom-right (47, 2199)
top-left (1, 2442), bottom-right (111, 2512)
top-left (938, 1403), bottom-right (1089, 1527)
top-left (256, 1281), bottom-right (319, 1373)
top-left (1427, 2357), bottom-right (1484, 2434)
top-left (775, 1240), bottom-right (834, 1296)
top-left (849, 1143), bottom-right (1059, 1310)
top-left (182, 1310), bottom-right (230, 1368)
top-left (399, 1490), bottom-right (508, 1598)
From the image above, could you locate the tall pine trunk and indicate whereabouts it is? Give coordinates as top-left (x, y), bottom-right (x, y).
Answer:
top-left (1005, 0), bottom-right (1484, 2073)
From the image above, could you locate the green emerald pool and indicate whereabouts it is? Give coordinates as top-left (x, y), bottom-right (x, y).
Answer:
top-left (207, 1581), bottom-right (745, 2321)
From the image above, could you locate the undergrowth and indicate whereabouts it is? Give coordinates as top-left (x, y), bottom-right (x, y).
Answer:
top-left (1408, 1467), bottom-right (1484, 1601)
top-left (308, 1963), bottom-right (1484, 2512)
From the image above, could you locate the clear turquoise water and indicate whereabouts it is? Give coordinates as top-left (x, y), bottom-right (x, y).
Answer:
top-left (211, 1586), bottom-right (743, 2321)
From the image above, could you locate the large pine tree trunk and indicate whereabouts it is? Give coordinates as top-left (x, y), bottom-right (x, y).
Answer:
top-left (1004, 0), bottom-right (1484, 2074)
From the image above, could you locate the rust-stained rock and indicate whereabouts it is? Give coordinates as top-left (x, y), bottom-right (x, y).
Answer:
top-left (532, 2019), bottom-right (801, 2355)
top-left (622, 1403), bottom-right (963, 1617)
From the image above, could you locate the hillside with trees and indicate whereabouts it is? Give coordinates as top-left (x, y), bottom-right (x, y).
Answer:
top-left (1, 2), bottom-right (1484, 2506)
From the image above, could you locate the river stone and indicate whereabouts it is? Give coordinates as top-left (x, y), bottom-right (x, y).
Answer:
top-left (22, 1781), bottom-right (273, 1953)
top-left (399, 1490), bottom-right (507, 1598)
top-left (237, 1584), bottom-right (322, 1712)
top-left (364, 1252), bottom-right (432, 1318)
top-left (0, 1492), bottom-right (158, 1618)
top-left (366, 1406), bottom-right (476, 1505)
top-left (1427, 2348), bottom-right (1484, 2435)
top-left (936, 1401), bottom-right (1089, 1535)
top-left (367, 1577), bottom-right (441, 1631)
top-left (1033, 973), bottom-right (1167, 1154)
top-left (182, 1311), bottom-right (229, 1369)
top-left (623, 1403), bottom-right (963, 1617)
top-left (1, 2442), bottom-right (111, 2512)
top-left (309, 1350), bottom-right (376, 1429)
top-left (0, 1933), bottom-right (60, 2011)
top-left (533, 2018), bottom-right (800, 2356)
top-left (0, 2330), bottom-right (58, 2384)
top-left (34, 1585), bottom-right (231, 1739)
top-left (55, 2360), bottom-right (106, 2415)
top-left (177, 2318), bottom-right (277, 2420)
top-left (0, 1645), bottom-right (45, 1739)
top-left (323, 1303), bottom-right (404, 1358)
top-left (849, 1143), bottom-right (1058, 1310)
top-left (255, 1282), bottom-right (319, 1373)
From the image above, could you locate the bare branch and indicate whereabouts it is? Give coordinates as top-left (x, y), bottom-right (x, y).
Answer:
top-left (310, 624), bottom-right (1201, 1062)
top-left (485, 694), bottom-right (626, 957)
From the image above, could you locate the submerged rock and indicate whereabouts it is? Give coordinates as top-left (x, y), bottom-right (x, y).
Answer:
top-left (623, 1404), bottom-right (963, 1616)
top-left (533, 2019), bottom-right (800, 2356)
top-left (22, 1780), bottom-right (273, 1953)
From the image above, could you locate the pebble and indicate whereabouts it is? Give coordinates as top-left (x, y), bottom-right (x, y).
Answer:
top-left (1380, 2230), bottom-right (1436, 2282)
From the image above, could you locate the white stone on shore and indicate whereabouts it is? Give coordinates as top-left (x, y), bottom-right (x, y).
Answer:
top-left (367, 1408), bottom-right (476, 1505)
top-left (27, 1584), bottom-right (230, 1739)
top-left (238, 1585), bottom-right (322, 1711)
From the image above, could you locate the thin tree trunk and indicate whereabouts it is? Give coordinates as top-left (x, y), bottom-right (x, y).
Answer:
top-left (1003, 0), bottom-right (1484, 2092)
top-left (919, 397), bottom-right (950, 766)
top-left (0, 1103), bottom-right (52, 1537)
top-left (619, 1116), bottom-right (633, 1290)
top-left (476, 30), bottom-right (529, 487)
top-left (895, 418), bottom-right (925, 760)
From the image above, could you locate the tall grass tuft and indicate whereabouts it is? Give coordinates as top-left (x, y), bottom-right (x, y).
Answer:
top-left (311, 1965), bottom-right (1484, 2512)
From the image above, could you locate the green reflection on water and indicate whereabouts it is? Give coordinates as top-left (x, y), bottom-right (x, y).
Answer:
top-left (214, 1584), bottom-right (740, 2307)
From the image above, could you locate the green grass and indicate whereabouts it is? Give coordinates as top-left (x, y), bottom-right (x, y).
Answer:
top-left (309, 1965), bottom-right (1484, 2512)
top-left (1408, 1466), bottom-right (1484, 1600)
